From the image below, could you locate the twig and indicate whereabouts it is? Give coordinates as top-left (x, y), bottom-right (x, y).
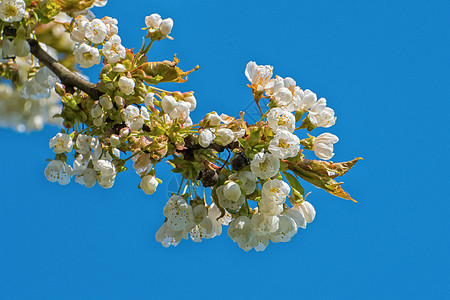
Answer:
top-left (27, 39), bottom-right (104, 100)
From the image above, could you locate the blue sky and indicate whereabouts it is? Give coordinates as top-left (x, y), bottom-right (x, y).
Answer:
top-left (1, 0), bottom-right (449, 299)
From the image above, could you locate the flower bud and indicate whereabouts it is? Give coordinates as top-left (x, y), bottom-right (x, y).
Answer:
top-left (183, 93), bottom-right (196, 111)
top-left (99, 94), bottom-right (113, 110)
top-left (215, 128), bottom-right (234, 146)
top-left (312, 133), bottom-right (339, 160)
top-left (54, 82), bottom-right (65, 96)
top-left (159, 18), bottom-right (173, 36)
top-left (161, 95), bottom-right (177, 113)
top-left (145, 13), bottom-right (162, 28)
top-left (119, 127), bottom-right (131, 138)
top-left (205, 112), bottom-right (221, 127)
top-left (198, 129), bottom-right (215, 148)
top-left (297, 201), bottom-right (316, 223)
top-left (145, 93), bottom-right (155, 109)
top-left (114, 95), bottom-right (125, 107)
top-left (93, 116), bottom-right (104, 127)
top-left (223, 181), bottom-right (242, 201)
top-left (140, 175), bottom-right (158, 195)
top-left (110, 134), bottom-right (120, 147)
top-left (106, 82), bottom-right (115, 91)
top-left (91, 102), bottom-right (103, 118)
top-left (112, 64), bottom-right (127, 73)
top-left (118, 76), bottom-right (135, 95)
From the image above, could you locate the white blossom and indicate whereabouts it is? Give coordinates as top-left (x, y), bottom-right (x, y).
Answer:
top-left (74, 167), bottom-right (97, 188)
top-left (161, 95), bottom-right (177, 114)
top-left (298, 89), bottom-right (317, 110)
top-left (268, 130), bottom-right (300, 159)
top-left (245, 61), bottom-right (273, 91)
top-left (75, 134), bottom-right (92, 154)
top-left (140, 175), bottom-right (158, 195)
top-left (96, 159), bottom-right (116, 176)
top-left (205, 112), bottom-right (222, 126)
top-left (208, 203), bottom-right (231, 238)
top-left (252, 213), bottom-right (279, 235)
top-left (169, 101), bottom-right (190, 120)
top-left (163, 195), bottom-right (194, 232)
top-left (192, 205), bottom-right (207, 224)
top-left (144, 93), bottom-right (155, 109)
top-left (284, 207), bottom-right (307, 229)
top-left (75, 9), bottom-right (95, 21)
top-left (155, 223), bottom-right (185, 247)
top-left (269, 215), bottom-right (298, 243)
top-left (198, 129), bottom-right (215, 148)
top-left (273, 87), bottom-right (293, 107)
top-left (123, 105), bottom-right (149, 131)
top-left (0, 0), bottom-right (25, 23)
top-left (101, 16), bottom-right (118, 36)
top-left (71, 15), bottom-right (89, 42)
top-left (313, 132), bottom-right (339, 160)
top-left (0, 86), bottom-right (62, 132)
top-left (267, 108), bottom-right (295, 133)
top-left (2, 37), bottom-right (29, 57)
top-left (228, 216), bottom-right (254, 252)
top-left (73, 153), bottom-right (90, 172)
top-left (223, 181), bottom-right (242, 201)
top-left (44, 160), bottom-right (72, 185)
top-left (132, 152), bottom-right (153, 175)
top-left (216, 184), bottom-right (245, 211)
top-left (160, 18), bottom-right (173, 36)
top-left (145, 13), bottom-right (162, 28)
top-left (189, 219), bottom-right (214, 242)
top-left (294, 201), bottom-right (316, 223)
top-left (49, 133), bottom-right (73, 154)
top-left (20, 78), bottom-right (51, 100)
top-left (229, 171), bottom-right (257, 195)
top-left (183, 94), bottom-right (196, 111)
top-left (118, 76), bottom-right (135, 95)
top-left (34, 67), bottom-right (58, 89)
top-left (84, 19), bottom-right (108, 44)
top-left (250, 151), bottom-right (280, 179)
top-left (264, 75), bottom-right (284, 96)
top-left (215, 128), bottom-right (234, 146)
top-left (283, 77), bottom-right (296, 91)
top-left (73, 43), bottom-right (101, 68)
top-left (309, 98), bottom-right (336, 128)
top-left (103, 34), bottom-right (126, 64)
top-left (261, 179), bottom-right (291, 204)
top-left (96, 159), bottom-right (116, 189)
top-left (258, 199), bottom-right (283, 215)
top-left (161, 96), bottom-right (191, 120)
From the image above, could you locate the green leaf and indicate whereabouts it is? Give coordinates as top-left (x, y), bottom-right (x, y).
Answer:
top-left (282, 171), bottom-right (305, 196)
top-left (287, 158), bottom-right (362, 202)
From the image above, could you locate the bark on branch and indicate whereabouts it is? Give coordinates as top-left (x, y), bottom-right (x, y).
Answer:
top-left (27, 39), bottom-right (104, 100)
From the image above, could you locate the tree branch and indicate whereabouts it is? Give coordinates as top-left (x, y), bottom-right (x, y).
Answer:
top-left (27, 39), bottom-right (104, 100)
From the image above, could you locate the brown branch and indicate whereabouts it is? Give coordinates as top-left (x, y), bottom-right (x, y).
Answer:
top-left (27, 39), bottom-right (104, 100)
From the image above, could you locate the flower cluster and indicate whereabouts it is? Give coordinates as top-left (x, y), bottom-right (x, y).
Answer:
top-left (71, 14), bottom-right (125, 67)
top-left (0, 4), bottom-right (360, 252)
top-left (153, 61), bottom-right (355, 251)
top-left (0, 85), bottom-right (62, 132)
